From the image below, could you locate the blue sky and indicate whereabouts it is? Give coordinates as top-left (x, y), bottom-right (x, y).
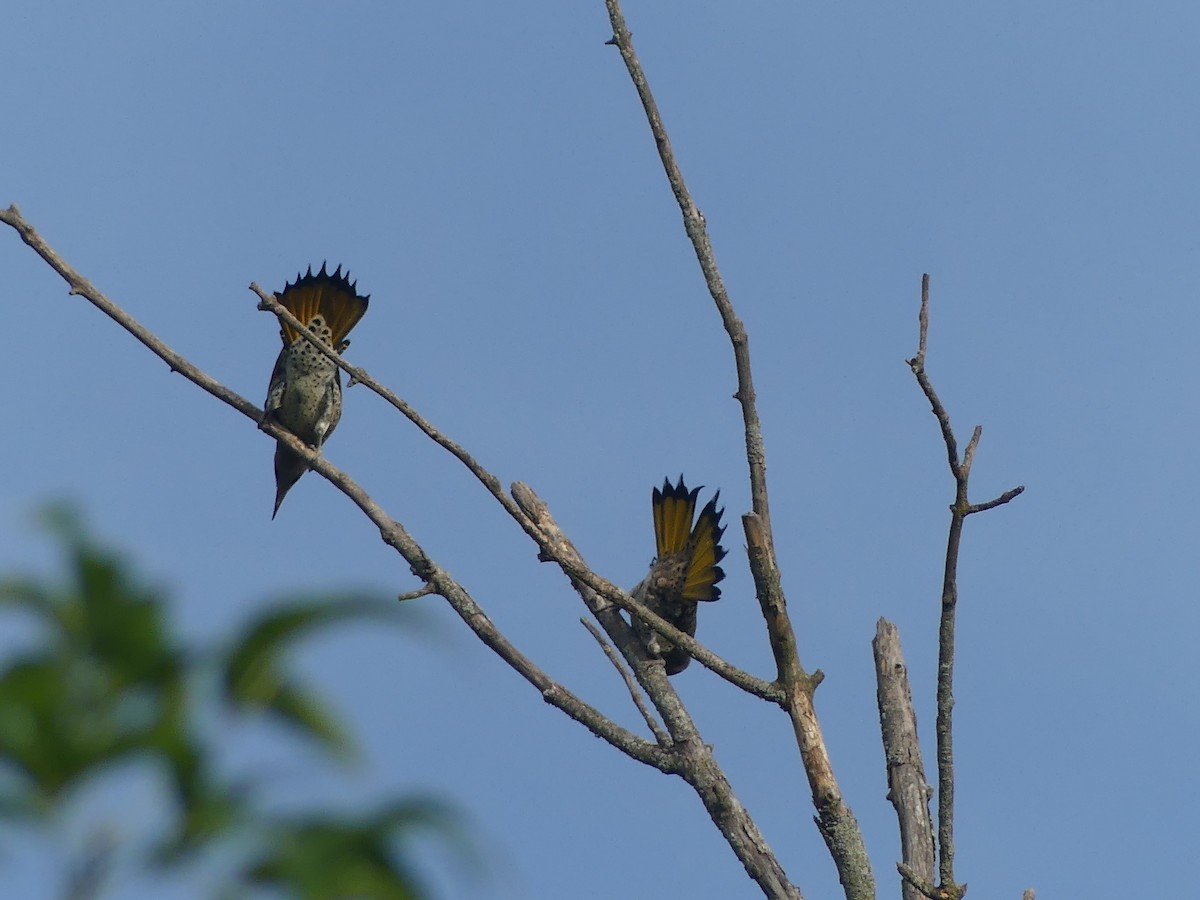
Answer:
top-left (5, 2), bottom-right (1200, 897)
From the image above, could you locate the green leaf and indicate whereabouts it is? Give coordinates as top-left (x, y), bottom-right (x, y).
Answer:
top-left (238, 801), bottom-right (469, 900)
top-left (73, 547), bottom-right (177, 689)
top-left (236, 797), bottom-right (481, 900)
top-left (0, 654), bottom-right (104, 801)
top-left (0, 576), bottom-right (58, 625)
top-left (0, 509), bottom-right (475, 899)
top-left (0, 509), bottom-right (189, 811)
top-left (220, 595), bottom-right (422, 757)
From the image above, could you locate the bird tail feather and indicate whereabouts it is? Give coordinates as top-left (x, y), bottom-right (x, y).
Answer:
top-left (683, 491), bottom-right (726, 602)
top-left (650, 476), bottom-right (727, 603)
top-left (277, 262), bottom-right (369, 348)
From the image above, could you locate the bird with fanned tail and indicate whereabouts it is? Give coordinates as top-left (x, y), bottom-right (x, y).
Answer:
top-left (630, 476), bottom-right (727, 674)
top-left (262, 263), bottom-right (369, 518)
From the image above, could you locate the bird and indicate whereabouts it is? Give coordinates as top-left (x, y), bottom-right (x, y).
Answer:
top-left (630, 476), bottom-right (727, 674)
top-left (262, 263), bottom-right (369, 518)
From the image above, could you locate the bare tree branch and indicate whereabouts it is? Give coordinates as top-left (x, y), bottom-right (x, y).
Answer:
top-left (874, 619), bottom-right (935, 900)
top-left (743, 513), bottom-right (810, 691)
top-left (966, 487), bottom-right (1024, 516)
top-left (896, 862), bottom-right (943, 900)
top-left (907, 273), bottom-right (1023, 899)
top-left (396, 584), bottom-right (438, 602)
top-left (601, 6), bottom-right (873, 898)
top-left (582, 617), bottom-right (670, 745)
top-left (2, 203), bottom-right (263, 423)
top-left (601, 8), bottom-right (769, 532)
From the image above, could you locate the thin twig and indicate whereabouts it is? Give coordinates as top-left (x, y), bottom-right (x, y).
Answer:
top-left (2, 204), bottom-right (261, 422)
top-left (909, 276), bottom-right (963, 482)
top-left (907, 273), bottom-right (1022, 899)
top-left (397, 584), bottom-right (437, 602)
top-left (601, 3), bottom-right (769, 532)
top-left (582, 617), bottom-right (670, 745)
top-left (961, 426), bottom-right (982, 477)
top-left (966, 486), bottom-right (1025, 516)
top-left (897, 862), bottom-right (942, 900)
top-left (602, 6), bottom-right (872, 899)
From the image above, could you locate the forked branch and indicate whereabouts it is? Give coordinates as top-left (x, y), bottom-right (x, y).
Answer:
top-left (907, 274), bottom-right (1024, 898)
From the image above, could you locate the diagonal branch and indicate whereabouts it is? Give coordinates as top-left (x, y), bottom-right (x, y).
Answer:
top-left (581, 617), bottom-right (670, 745)
top-left (602, 3), bottom-right (770, 534)
top-left (3, 204), bottom-right (262, 423)
top-left (906, 273), bottom-right (1024, 898)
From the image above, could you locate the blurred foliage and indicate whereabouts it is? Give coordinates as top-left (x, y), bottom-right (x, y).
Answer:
top-left (239, 799), bottom-right (471, 900)
top-left (0, 506), bottom-right (477, 899)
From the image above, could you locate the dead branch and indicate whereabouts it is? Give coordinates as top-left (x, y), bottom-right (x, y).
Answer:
top-left (582, 617), bottom-right (670, 745)
top-left (907, 273), bottom-right (1024, 898)
top-left (874, 619), bottom-right (935, 900)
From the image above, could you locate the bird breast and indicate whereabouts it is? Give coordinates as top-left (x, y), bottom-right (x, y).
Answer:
top-left (275, 347), bottom-right (341, 446)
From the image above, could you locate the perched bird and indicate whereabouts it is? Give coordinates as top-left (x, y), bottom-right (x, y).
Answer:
top-left (630, 476), bottom-right (727, 674)
top-left (263, 263), bottom-right (369, 518)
